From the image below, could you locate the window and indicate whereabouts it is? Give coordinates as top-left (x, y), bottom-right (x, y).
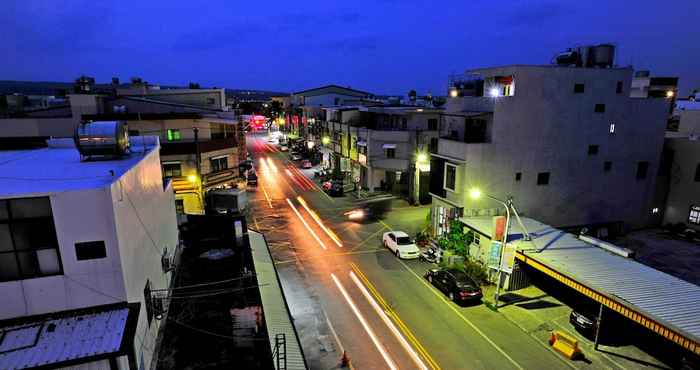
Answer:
top-left (609, 123), bottom-right (616, 134)
top-left (175, 199), bottom-right (184, 214)
top-left (537, 172), bottom-right (550, 185)
top-left (0, 197), bottom-right (61, 282)
top-left (588, 145), bottom-right (599, 156)
top-left (689, 205), bottom-right (700, 224)
top-left (166, 129), bottom-right (182, 141)
top-left (695, 164), bottom-right (700, 182)
top-left (428, 118), bottom-right (438, 131)
top-left (385, 148), bottom-right (395, 158)
top-left (75, 241), bottom-right (107, 261)
top-left (594, 104), bottom-right (606, 113)
top-left (206, 98), bottom-right (215, 105)
top-left (574, 84), bottom-right (585, 93)
top-left (429, 137), bottom-right (438, 153)
top-left (162, 162), bottom-right (182, 178)
top-left (444, 164), bottom-right (456, 191)
top-left (604, 161), bottom-right (612, 173)
top-left (401, 117), bottom-right (407, 130)
top-left (210, 156), bottom-right (228, 172)
top-left (636, 161), bottom-right (649, 180)
top-left (515, 172), bottom-right (522, 182)
top-left (616, 81), bottom-right (623, 94)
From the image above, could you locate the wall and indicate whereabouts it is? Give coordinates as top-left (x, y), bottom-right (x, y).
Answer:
top-left (662, 138), bottom-right (700, 230)
top-left (110, 147), bottom-right (179, 370)
top-left (0, 188), bottom-right (127, 320)
top-left (127, 119), bottom-right (213, 142)
top-left (0, 117), bottom-right (75, 137)
top-left (678, 110), bottom-right (700, 134)
top-left (304, 93), bottom-right (362, 107)
top-left (436, 66), bottom-right (669, 229)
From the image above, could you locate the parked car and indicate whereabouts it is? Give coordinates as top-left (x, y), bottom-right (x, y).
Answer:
top-left (382, 231), bottom-right (420, 259)
top-left (247, 169), bottom-right (258, 186)
top-left (425, 268), bottom-right (483, 303)
top-left (569, 309), bottom-right (598, 338)
top-left (301, 159), bottom-right (312, 169)
top-left (290, 153), bottom-right (302, 161)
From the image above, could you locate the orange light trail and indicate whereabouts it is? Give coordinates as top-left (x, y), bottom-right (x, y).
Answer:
top-left (285, 198), bottom-right (327, 250)
top-left (297, 196), bottom-right (342, 247)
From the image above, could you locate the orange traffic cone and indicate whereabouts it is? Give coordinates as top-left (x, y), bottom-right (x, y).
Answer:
top-left (548, 332), bottom-right (556, 346)
top-left (341, 351), bottom-right (351, 367)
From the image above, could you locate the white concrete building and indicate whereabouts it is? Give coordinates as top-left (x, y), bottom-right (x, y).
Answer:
top-left (0, 136), bottom-right (178, 370)
top-left (430, 64), bottom-right (670, 236)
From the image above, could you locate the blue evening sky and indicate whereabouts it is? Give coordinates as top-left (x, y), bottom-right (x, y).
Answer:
top-left (2, 0), bottom-right (698, 95)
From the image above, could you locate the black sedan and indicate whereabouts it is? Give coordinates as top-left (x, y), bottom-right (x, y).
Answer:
top-left (570, 309), bottom-right (598, 338)
top-left (425, 268), bottom-right (482, 303)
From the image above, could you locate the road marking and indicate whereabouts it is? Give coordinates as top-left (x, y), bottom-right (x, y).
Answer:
top-left (330, 273), bottom-right (398, 370)
top-left (397, 259), bottom-right (525, 370)
top-left (274, 249), bottom-right (388, 266)
top-left (259, 182), bottom-right (273, 208)
top-left (286, 198), bottom-right (327, 250)
top-left (349, 269), bottom-right (433, 370)
top-left (349, 225), bottom-right (389, 251)
top-left (297, 196), bottom-right (343, 247)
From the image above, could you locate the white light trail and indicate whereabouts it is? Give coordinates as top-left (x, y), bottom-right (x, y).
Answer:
top-left (330, 273), bottom-right (398, 370)
top-left (285, 198), bottom-right (327, 250)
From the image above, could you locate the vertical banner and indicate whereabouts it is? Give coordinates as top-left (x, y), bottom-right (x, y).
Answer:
top-left (500, 243), bottom-right (516, 273)
top-left (493, 216), bottom-right (506, 241)
top-left (488, 241), bottom-right (502, 269)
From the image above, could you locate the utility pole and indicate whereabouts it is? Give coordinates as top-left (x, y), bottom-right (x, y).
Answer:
top-left (193, 126), bottom-right (201, 175)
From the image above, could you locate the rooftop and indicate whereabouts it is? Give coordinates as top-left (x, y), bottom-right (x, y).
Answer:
top-left (0, 304), bottom-right (137, 370)
top-left (0, 136), bottom-right (159, 198)
top-left (467, 64), bottom-right (632, 75)
top-left (461, 216), bottom-right (700, 348)
top-left (292, 84), bottom-right (372, 97)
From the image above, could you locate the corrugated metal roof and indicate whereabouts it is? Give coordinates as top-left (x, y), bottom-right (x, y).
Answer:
top-left (459, 216), bottom-right (700, 345)
top-left (0, 307), bottom-right (129, 370)
top-left (249, 230), bottom-right (307, 370)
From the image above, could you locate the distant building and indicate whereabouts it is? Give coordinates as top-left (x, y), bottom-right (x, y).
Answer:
top-left (430, 61), bottom-right (671, 237)
top-left (658, 134), bottom-right (700, 230)
top-left (320, 106), bottom-right (440, 203)
top-left (0, 80), bottom-right (246, 215)
top-left (0, 136), bottom-right (178, 370)
top-left (285, 85), bottom-right (377, 138)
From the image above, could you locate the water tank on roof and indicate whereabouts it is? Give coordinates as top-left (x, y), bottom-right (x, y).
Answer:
top-left (590, 44), bottom-right (615, 68)
top-left (555, 50), bottom-right (581, 66)
top-left (74, 121), bottom-right (130, 159)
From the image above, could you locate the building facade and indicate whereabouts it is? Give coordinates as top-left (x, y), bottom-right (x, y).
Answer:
top-left (430, 65), bottom-right (670, 237)
top-left (0, 136), bottom-right (179, 370)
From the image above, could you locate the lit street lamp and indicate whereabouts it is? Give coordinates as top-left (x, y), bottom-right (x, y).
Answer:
top-left (469, 188), bottom-right (530, 309)
top-left (321, 136), bottom-right (330, 145)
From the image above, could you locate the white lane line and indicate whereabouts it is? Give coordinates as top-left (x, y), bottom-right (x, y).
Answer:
top-left (349, 271), bottom-right (429, 370)
top-left (397, 259), bottom-right (525, 370)
top-left (330, 273), bottom-right (398, 370)
top-left (286, 198), bottom-right (327, 250)
top-left (323, 309), bottom-right (344, 354)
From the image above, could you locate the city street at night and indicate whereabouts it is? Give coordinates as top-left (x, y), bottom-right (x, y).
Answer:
top-left (246, 132), bottom-right (572, 370)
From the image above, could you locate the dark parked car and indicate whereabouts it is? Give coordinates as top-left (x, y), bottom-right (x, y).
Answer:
top-left (425, 268), bottom-right (482, 303)
top-left (247, 170), bottom-right (258, 186)
top-left (570, 309), bottom-right (597, 338)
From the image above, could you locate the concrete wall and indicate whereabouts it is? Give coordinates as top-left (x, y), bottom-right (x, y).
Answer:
top-left (435, 66), bottom-right (669, 229)
top-left (678, 110), bottom-right (700, 134)
top-left (304, 93), bottom-right (362, 107)
top-left (662, 138), bottom-right (700, 230)
top-left (110, 147), bottom-right (179, 370)
top-left (126, 119), bottom-right (214, 141)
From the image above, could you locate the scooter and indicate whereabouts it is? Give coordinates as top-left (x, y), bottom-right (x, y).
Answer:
top-left (419, 245), bottom-right (443, 264)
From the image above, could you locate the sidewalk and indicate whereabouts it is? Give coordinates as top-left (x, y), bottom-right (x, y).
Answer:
top-left (482, 285), bottom-right (670, 369)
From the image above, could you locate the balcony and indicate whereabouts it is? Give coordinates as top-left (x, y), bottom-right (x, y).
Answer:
top-left (203, 169), bottom-right (237, 189)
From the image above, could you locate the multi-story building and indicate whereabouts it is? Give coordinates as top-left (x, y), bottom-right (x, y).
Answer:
top-left (0, 135), bottom-right (178, 370)
top-left (0, 81), bottom-right (245, 215)
top-left (430, 61), bottom-right (670, 237)
top-left (285, 85), bottom-right (376, 139)
top-left (321, 106), bottom-right (441, 203)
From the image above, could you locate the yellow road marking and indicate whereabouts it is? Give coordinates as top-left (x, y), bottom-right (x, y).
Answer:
top-left (260, 182), bottom-right (273, 208)
top-left (350, 262), bottom-right (441, 370)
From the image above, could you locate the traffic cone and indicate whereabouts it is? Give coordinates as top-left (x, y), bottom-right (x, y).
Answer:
top-left (548, 332), bottom-right (556, 346)
top-left (340, 351), bottom-right (351, 367)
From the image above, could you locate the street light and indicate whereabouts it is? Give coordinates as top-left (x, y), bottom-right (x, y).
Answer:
top-left (469, 188), bottom-right (531, 310)
top-left (416, 152), bottom-right (428, 163)
top-left (321, 136), bottom-right (330, 145)
top-left (187, 174), bottom-right (198, 183)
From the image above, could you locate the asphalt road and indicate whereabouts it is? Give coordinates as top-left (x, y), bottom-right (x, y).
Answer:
top-left (247, 132), bottom-right (572, 370)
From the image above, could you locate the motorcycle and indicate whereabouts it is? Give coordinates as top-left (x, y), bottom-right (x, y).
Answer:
top-left (419, 245), bottom-right (443, 264)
